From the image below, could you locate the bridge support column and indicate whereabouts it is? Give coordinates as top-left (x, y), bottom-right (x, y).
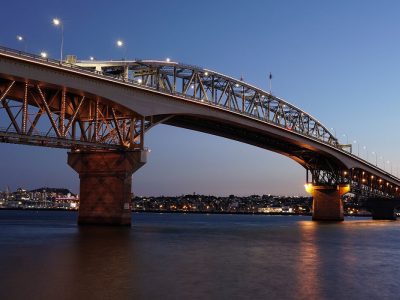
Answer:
top-left (311, 185), bottom-right (349, 221)
top-left (68, 150), bottom-right (147, 226)
top-left (365, 198), bottom-right (399, 220)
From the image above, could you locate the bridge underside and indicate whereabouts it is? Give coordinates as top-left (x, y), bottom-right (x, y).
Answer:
top-left (1, 48), bottom-right (400, 224)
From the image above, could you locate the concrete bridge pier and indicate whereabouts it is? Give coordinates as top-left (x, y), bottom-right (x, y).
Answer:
top-left (311, 185), bottom-right (350, 221)
top-left (365, 198), bottom-right (399, 220)
top-left (68, 149), bottom-right (147, 226)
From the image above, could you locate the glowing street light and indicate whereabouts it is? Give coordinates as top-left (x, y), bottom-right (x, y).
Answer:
top-left (115, 39), bottom-right (128, 61)
top-left (40, 51), bottom-right (48, 58)
top-left (89, 56), bottom-right (94, 61)
top-left (16, 35), bottom-right (27, 52)
top-left (116, 40), bottom-right (124, 47)
top-left (166, 57), bottom-right (171, 62)
top-left (52, 18), bottom-right (64, 62)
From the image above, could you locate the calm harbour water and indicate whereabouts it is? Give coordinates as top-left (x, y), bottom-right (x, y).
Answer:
top-left (0, 211), bottom-right (400, 300)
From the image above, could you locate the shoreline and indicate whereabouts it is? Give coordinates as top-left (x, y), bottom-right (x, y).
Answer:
top-left (0, 207), bottom-right (372, 217)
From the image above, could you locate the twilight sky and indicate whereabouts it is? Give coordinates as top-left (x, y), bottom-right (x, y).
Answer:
top-left (1, 0), bottom-right (400, 196)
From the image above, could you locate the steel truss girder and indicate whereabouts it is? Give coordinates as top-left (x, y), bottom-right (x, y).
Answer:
top-left (307, 165), bottom-right (400, 198)
top-left (78, 61), bottom-right (338, 147)
top-left (0, 78), bottom-right (144, 150)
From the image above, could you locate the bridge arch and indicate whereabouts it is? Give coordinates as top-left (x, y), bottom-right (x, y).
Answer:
top-left (1, 46), bottom-right (400, 224)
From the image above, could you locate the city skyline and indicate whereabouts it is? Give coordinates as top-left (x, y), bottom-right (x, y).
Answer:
top-left (1, 0), bottom-right (400, 196)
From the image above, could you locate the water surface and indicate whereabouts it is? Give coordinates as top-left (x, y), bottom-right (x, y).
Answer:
top-left (0, 211), bottom-right (399, 299)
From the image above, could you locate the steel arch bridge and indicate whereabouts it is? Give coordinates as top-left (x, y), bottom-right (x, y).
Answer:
top-left (0, 45), bottom-right (399, 211)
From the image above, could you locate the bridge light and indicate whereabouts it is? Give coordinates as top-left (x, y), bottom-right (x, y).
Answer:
top-left (137, 78), bottom-right (142, 84)
top-left (204, 72), bottom-right (209, 76)
top-left (16, 35), bottom-right (23, 41)
top-left (166, 58), bottom-right (171, 62)
top-left (40, 51), bottom-right (48, 58)
top-left (89, 56), bottom-right (94, 61)
top-left (235, 83), bottom-right (240, 87)
top-left (304, 183), bottom-right (313, 194)
top-left (362, 178), bottom-right (366, 183)
top-left (116, 40), bottom-right (124, 47)
top-left (371, 175), bottom-right (374, 179)
top-left (53, 18), bottom-right (61, 26)
top-left (343, 171), bottom-right (348, 175)
top-left (190, 84), bottom-right (194, 89)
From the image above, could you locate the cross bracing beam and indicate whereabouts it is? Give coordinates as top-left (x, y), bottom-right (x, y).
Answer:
top-left (0, 78), bottom-right (144, 150)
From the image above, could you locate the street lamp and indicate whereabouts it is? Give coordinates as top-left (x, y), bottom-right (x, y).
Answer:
top-left (40, 51), bottom-right (48, 58)
top-left (52, 18), bottom-right (64, 62)
top-left (363, 145), bottom-right (368, 161)
top-left (116, 39), bottom-right (127, 61)
top-left (353, 140), bottom-right (359, 156)
top-left (342, 134), bottom-right (349, 144)
top-left (16, 35), bottom-right (27, 52)
top-left (330, 127), bottom-right (337, 138)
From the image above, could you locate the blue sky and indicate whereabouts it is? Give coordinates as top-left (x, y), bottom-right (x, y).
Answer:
top-left (1, 0), bottom-right (400, 196)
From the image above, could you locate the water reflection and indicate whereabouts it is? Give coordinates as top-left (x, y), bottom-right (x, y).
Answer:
top-left (68, 227), bottom-right (133, 299)
top-left (1, 212), bottom-right (400, 299)
top-left (295, 221), bottom-right (322, 299)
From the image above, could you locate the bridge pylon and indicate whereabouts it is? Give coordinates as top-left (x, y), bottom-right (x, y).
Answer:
top-left (306, 184), bottom-right (350, 221)
top-left (68, 149), bottom-right (148, 225)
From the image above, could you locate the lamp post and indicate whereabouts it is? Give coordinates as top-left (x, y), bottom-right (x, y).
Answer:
top-left (40, 51), bottom-right (48, 58)
top-left (353, 140), bottom-right (359, 156)
top-left (16, 35), bottom-right (27, 52)
top-left (363, 146), bottom-right (368, 161)
top-left (330, 127), bottom-right (337, 139)
top-left (342, 134), bottom-right (349, 144)
top-left (116, 39), bottom-right (126, 59)
top-left (116, 40), bottom-right (128, 79)
top-left (52, 18), bottom-right (64, 62)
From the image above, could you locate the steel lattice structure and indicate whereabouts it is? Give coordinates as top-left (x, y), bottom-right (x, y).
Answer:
top-left (0, 45), bottom-right (400, 197)
top-left (0, 79), bottom-right (144, 150)
top-left (77, 59), bottom-right (339, 148)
